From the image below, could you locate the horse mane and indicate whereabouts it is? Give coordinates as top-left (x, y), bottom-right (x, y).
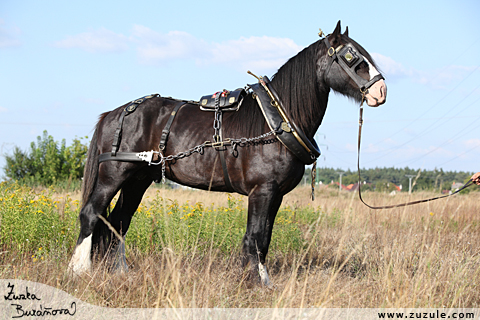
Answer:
top-left (270, 40), bottom-right (327, 138)
top-left (226, 40), bottom-right (327, 139)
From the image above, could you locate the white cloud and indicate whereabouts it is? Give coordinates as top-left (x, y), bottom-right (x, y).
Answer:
top-left (0, 19), bottom-right (21, 48)
top-left (131, 25), bottom-right (209, 63)
top-left (54, 27), bottom-right (129, 53)
top-left (54, 25), bottom-right (476, 86)
top-left (0, 106), bottom-right (7, 113)
top-left (208, 36), bottom-right (302, 71)
top-left (463, 138), bottom-right (480, 148)
top-left (371, 53), bottom-right (479, 90)
top-left (55, 25), bottom-right (302, 73)
top-left (416, 65), bottom-right (479, 90)
top-left (131, 25), bottom-right (303, 73)
top-left (371, 53), bottom-right (413, 79)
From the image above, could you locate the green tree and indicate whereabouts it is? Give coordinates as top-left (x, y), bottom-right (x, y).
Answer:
top-left (3, 130), bottom-right (88, 186)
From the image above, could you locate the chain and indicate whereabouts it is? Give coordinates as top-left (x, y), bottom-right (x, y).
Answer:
top-left (154, 129), bottom-right (277, 183)
top-left (213, 91), bottom-right (223, 143)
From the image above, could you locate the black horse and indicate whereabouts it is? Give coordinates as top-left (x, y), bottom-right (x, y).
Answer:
top-left (68, 21), bottom-right (386, 286)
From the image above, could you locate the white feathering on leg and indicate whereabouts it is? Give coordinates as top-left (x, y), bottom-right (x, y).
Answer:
top-left (68, 235), bottom-right (92, 275)
top-left (258, 262), bottom-right (272, 287)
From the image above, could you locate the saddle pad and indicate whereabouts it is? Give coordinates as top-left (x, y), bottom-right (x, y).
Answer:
top-left (199, 88), bottom-right (246, 111)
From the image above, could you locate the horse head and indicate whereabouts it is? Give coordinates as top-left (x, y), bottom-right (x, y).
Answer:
top-left (321, 21), bottom-right (387, 107)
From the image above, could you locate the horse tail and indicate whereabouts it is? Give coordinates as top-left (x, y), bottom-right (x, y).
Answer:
top-left (81, 111), bottom-right (110, 207)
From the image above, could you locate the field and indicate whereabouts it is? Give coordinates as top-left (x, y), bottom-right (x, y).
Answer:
top-left (0, 181), bottom-right (479, 308)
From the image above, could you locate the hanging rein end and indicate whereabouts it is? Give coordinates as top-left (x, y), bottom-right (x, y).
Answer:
top-left (311, 160), bottom-right (317, 201)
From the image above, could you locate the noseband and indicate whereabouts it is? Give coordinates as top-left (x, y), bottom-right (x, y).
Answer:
top-left (322, 36), bottom-right (384, 102)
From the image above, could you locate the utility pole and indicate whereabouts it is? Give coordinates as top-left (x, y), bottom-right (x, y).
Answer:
top-left (337, 171), bottom-right (345, 192)
top-left (405, 175), bottom-right (415, 194)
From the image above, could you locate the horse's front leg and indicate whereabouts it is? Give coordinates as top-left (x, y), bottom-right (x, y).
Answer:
top-left (242, 182), bottom-right (283, 287)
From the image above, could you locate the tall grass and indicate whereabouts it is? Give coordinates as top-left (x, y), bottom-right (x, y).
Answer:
top-left (0, 180), bottom-right (479, 308)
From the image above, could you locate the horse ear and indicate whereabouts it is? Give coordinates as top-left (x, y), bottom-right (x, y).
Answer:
top-left (332, 20), bottom-right (342, 37)
top-left (343, 26), bottom-right (349, 37)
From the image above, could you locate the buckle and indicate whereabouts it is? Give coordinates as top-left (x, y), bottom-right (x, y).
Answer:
top-left (136, 150), bottom-right (156, 164)
top-left (328, 47), bottom-right (336, 57)
top-left (211, 138), bottom-right (231, 148)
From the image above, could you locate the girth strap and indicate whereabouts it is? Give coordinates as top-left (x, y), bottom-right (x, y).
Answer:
top-left (217, 121), bottom-right (233, 191)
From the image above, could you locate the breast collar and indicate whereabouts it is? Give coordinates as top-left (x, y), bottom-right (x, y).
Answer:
top-left (248, 73), bottom-right (320, 165)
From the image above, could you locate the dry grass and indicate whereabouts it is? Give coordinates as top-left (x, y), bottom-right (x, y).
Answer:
top-left (1, 185), bottom-right (479, 308)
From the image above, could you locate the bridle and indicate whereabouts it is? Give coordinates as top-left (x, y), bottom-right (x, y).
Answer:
top-left (320, 32), bottom-right (474, 208)
top-left (322, 35), bottom-right (385, 104)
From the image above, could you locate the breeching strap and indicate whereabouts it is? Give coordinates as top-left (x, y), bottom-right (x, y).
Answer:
top-left (356, 107), bottom-right (474, 209)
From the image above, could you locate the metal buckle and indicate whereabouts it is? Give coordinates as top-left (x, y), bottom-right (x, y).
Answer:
top-left (211, 138), bottom-right (231, 148)
top-left (136, 150), bottom-right (156, 164)
top-left (328, 47), bottom-right (336, 57)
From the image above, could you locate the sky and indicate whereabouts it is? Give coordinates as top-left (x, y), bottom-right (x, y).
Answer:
top-left (1, 0), bottom-right (480, 178)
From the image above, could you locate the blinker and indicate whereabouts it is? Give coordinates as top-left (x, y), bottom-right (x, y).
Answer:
top-left (339, 45), bottom-right (360, 68)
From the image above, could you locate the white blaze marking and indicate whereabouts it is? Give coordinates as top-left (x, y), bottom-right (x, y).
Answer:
top-left (365, 58), bottom-right (380, 80)
top-left (68, 235), bottom-right (92, 275)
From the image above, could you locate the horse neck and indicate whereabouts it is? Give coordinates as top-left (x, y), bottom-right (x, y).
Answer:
top-left (270, 71), bottom-right (329, 139)
top-left (269, 40), bottom-right (330, 139)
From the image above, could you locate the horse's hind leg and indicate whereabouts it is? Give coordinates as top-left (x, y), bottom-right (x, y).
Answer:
top-left (106, 173), bottom-right (153, 272)
top-left (68, 163), bottom-right (141, 275)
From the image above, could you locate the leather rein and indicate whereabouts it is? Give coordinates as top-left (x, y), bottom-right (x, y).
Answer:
top-left (356, 106), bottom-right (474, 209)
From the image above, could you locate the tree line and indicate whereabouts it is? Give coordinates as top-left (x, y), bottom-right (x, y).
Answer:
top-left (302, 167), bottom-right (474, 192)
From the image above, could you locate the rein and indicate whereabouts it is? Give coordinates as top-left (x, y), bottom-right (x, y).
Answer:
top-left (356, 107), bottom-right (474, 209)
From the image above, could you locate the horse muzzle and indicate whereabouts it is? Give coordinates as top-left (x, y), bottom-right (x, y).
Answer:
top-left (364, 79), bottom-right (387, 107)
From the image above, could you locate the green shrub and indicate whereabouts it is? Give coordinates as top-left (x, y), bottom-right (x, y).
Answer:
top-left (3, 130), bottom-right (88, 189)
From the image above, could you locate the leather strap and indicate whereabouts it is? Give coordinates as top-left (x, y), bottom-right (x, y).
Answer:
top-left (217, 119), bottom-right (233, 190)
top-left (111, 109), bottom-right (128, 156)
top-left (159, 101), bottom-right (186, 151)
top-left (323, 37), bottom-right (384, 93)
top-left (250, 79), bottom-right (320, 164)
top-left (356, 107), bottom-right (474, 209)
top-left (111, 94), bottom-right (159, 156)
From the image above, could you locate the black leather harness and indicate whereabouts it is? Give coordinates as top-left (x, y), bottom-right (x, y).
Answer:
top-left (249, 75), bottom-right (320, 165)
top-left (96, 79), bottom-right (322, 189)
top-left (99, 94), bottom-right (160, 163)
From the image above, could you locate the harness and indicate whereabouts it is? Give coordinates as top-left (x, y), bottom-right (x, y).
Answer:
top-left (96, 33), bottom-right (387, 195)
top-left (248, 72), bottom-right (320, 165)
top-left (96, 76), bottom-right (321, 188)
